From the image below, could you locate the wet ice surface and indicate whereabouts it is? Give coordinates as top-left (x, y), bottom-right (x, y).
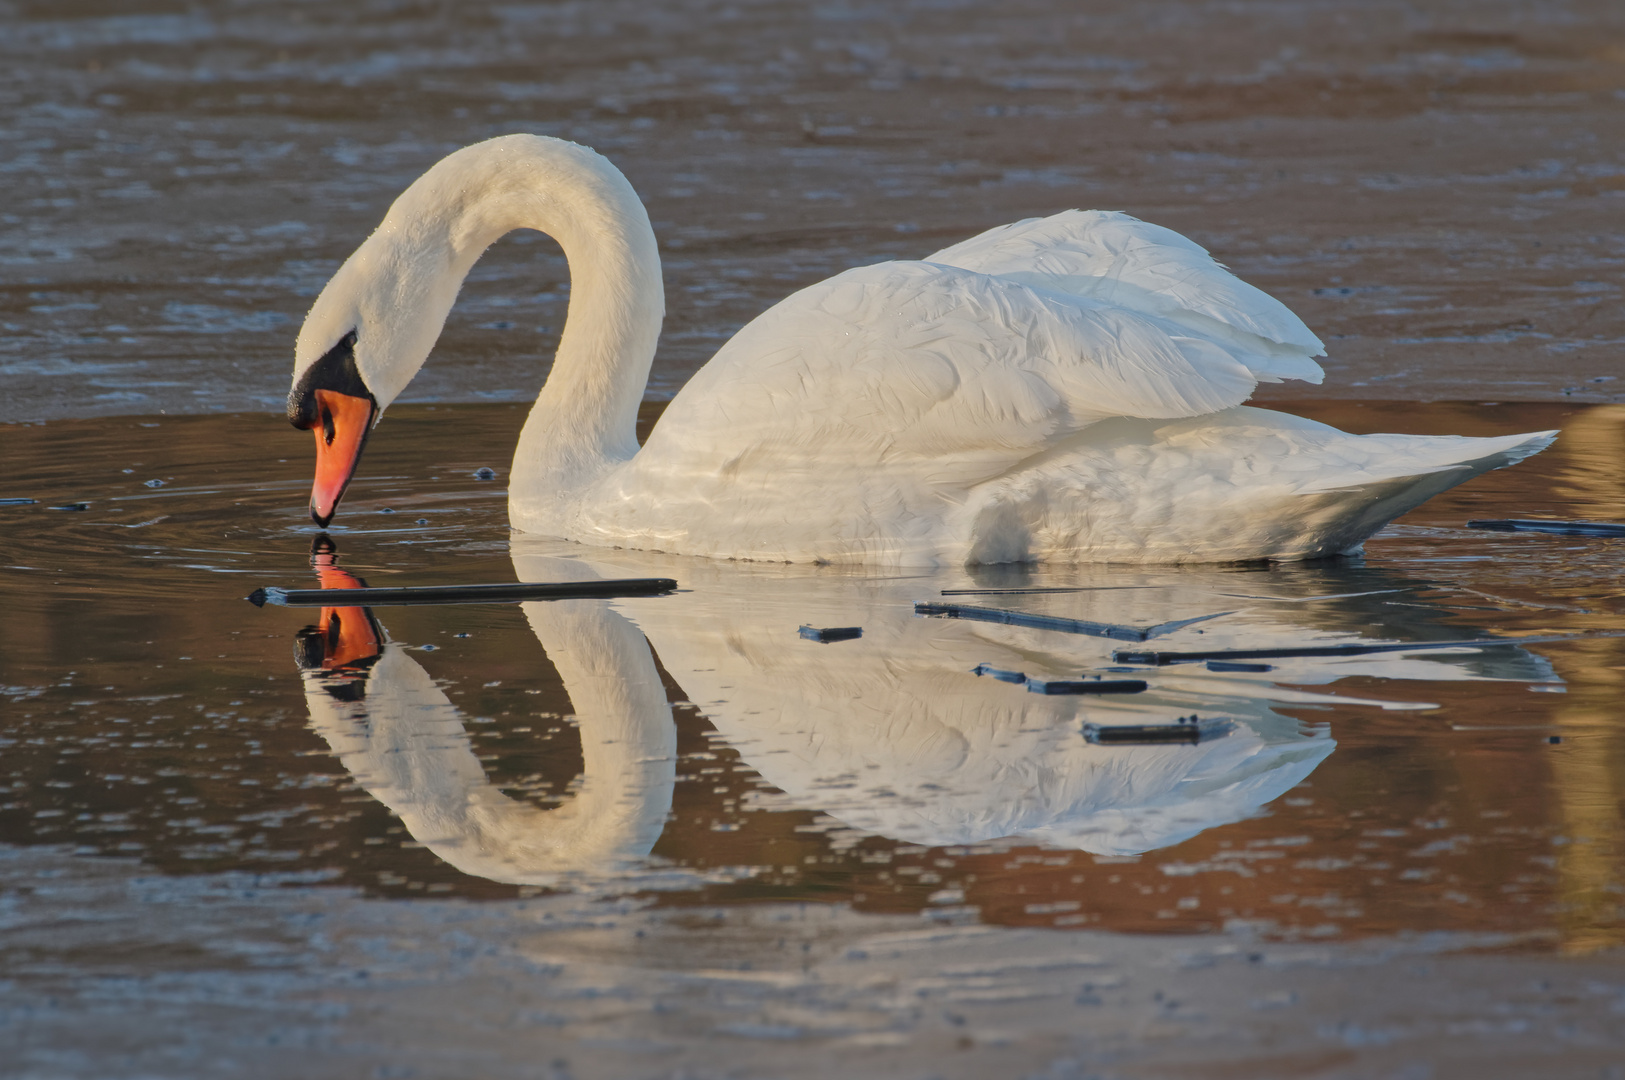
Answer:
top-left (3, 0), bottom-right (1625, 420)
top-left (2, 400), bottom-right (1625, 1076)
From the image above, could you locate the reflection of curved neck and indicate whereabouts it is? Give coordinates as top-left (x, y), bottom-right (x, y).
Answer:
top-left (300, 598), bottom-right (675, 884)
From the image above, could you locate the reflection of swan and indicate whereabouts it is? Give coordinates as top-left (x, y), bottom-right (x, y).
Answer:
top-left (287, 134), bottom-right (1552, 564)
top-left (514, 543), bottom-right (1557, 859)
top-left (298, 558), bottom-right (675, 884)
top-left (298, 543), bottom-right (1558, 882)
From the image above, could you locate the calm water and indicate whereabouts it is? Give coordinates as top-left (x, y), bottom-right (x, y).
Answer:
top-left (5, 1), bottom-right (1625, 1073)
top-left (3, 398), bottom-right (1622, 952)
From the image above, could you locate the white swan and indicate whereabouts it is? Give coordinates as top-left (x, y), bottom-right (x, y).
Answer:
top-left (288, 134), bottom-right (1554, 565)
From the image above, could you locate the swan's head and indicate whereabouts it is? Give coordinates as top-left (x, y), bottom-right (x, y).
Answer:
top-left (289, 191), bottom-right (469, 525)
top-left (288, 327), bottom-right (377, 526)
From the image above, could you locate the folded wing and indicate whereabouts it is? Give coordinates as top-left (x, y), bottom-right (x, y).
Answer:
top-left (647, 248), bottom-right (1291, 488)
top-left (928, 209), bottom-right (1326, 385)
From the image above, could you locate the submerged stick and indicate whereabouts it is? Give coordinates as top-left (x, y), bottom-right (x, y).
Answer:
top-left (915, 601), bottom-right (1229, 642)
top-left (799, 625), bottom-right (863, 643)
top-left (1467, 518), bottom-right (1625, 538)
top-left (940, 586), bottom-right (1160, 596)
top-left (971, 664), bottom-right (1148, 694)
top-left (1084, 716), bottom-right (1232, 745)
top-left (247, 578), bottom-right (678, 608)
top-left (1026, 677), bottom-right (1149, 696)
top-left (1113, 631), bottom-right (1623, 667)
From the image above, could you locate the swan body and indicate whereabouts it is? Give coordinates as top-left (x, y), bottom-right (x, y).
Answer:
top-left (291, 134), bottom-right (1553, 565)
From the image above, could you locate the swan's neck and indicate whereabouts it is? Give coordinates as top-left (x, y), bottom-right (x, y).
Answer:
top-left (505, 164), bottom-right (664, 489)
top-left (337, 136), bottom-right (664, 496)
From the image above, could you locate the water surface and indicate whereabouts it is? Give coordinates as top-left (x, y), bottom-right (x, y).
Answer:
top-left (3, 398), bottom-right (1622, 952)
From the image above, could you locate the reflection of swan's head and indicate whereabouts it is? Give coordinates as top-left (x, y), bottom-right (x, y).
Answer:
top-left (290, 536), bottom-right (384, 690)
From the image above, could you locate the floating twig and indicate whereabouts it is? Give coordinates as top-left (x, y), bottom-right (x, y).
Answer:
top-left (941, 586), bottom-right (1160, 596)
top-left (1113, 632), bottom-right (1621, 667)
top-left (1026, 676), bottom-right (1148, 695)
top-left (799, 625), bottom-right (863, 643)
top-left (1212, 588), bottom-right (1409, 604)
top-left (916, 601), bottom-right (1229, 641)
top-left (1467, 519), bottom-right (1625, 538)
top-left (247, 578), bottom-right (678, 608)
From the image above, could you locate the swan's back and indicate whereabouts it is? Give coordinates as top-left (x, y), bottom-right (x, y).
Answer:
top-left (926, 209), bottom-right (1326, 384)
top-left (558, 211), bottom-right (1553, 565)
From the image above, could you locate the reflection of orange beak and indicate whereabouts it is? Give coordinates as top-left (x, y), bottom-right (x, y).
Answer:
top-left (310, 388), bottom-right (376, 527)
top-left (314, 561), bottom-right (379, 668)
top-left (295, 539), bottom-right (384, 673)
top-left (314, 605), bottom-right (382, 669)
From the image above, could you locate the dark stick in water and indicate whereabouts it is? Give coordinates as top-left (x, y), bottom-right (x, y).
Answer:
top-left (1113, 631), bottom-right (1624, 666)
top-left (915, 601), bottom-right (1229, 641)
top-left (940, 586), bottom-right (1160, 595)
top-left (1467, 518), bottom-right (1625, 538)
top-left (247, 578), bottom-right (679, 607)
top-left (1084, 716), bottom-right (1231, 745)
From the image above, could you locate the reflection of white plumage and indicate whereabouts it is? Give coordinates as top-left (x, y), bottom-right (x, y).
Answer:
top-left (558, 551), bottom-right (1337, 857)
top-left (293, 134), bottom-right (1553, 565)
top-left (300, 545), bottom-right (1559, 883)
top-left (300, 596), bottom-right (675, 885)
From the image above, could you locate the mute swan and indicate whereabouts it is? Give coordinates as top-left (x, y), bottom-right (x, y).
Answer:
top-left (289, 134), bottom-right (1554, 565)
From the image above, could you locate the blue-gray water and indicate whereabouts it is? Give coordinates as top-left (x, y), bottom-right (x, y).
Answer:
top-left (3, 0), bottom-right (1624, 420)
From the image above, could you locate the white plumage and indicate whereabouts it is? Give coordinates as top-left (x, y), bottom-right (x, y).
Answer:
top-left (293, 135), bottom-right (1553, 565)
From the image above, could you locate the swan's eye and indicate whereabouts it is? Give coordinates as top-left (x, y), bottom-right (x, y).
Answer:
top-left (288, 329), bottom-right (367, 430)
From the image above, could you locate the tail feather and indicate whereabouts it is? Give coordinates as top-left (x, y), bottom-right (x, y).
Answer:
top-left (1298, 429), bottom-right (1557, 496)
top-left (1291, 429), bottom-right (1557, 557)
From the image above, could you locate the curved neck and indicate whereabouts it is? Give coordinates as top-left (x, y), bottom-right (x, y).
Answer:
top-left (428, 139), bottom-right (663, 478)
top-left (310, 136), bottom-right (664, 485)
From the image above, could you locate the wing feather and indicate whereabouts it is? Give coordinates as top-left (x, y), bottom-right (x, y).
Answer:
top-left (927, 210), bottom-right (1325, 385)
top-left (643, 260), bottom-right (1260, 488)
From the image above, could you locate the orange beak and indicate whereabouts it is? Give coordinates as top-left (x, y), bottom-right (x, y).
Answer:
top-left (309, 388), bottom-right (376, 527)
